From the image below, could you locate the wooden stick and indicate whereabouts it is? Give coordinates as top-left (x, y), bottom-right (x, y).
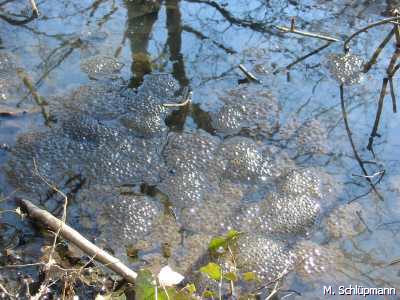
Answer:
top-left (16, 198), bottom-right (138, 283)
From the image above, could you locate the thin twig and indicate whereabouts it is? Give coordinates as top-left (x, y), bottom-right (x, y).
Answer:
top-left (363, 28), bottom-right (395, 73)
top-left (16, 69), bottom-right (52, 125)
top-left (340, 85), bottom-right (384, 201)
top-left (344, 16), bottom-right (400, 52)
top-left (276, 41), bottom-right (332, 73)
top-left (0, 262), bottom-right (44, 269)
top-left (367, 78), bottom-right (388, 153)
top-left (163, 87), bottom-right (192, 108)
top-left (274, 20), bottom-right (340, 42)
top-left (389, 77), bottom-right (397, 113)
top-left (238, 64), bottom-right (261, 83)
top-left (352, 170), bottom-right (385, 179)
top-left (163, 98), bottom-right (191, 108)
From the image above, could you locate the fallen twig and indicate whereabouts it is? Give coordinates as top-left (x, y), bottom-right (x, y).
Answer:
top-left (16, 198), bottom-right (138, 283)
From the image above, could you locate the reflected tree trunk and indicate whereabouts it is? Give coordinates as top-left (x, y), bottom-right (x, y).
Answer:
top-left (125, 0), bottom-right (162, 87)
top-left (166, 0), bottom-right (189, 87)
top-left (165, 0), bottom-right (190, 130)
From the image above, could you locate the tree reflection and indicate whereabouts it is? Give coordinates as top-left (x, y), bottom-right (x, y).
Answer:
top-left (125, 0), bottom-right (162, 88)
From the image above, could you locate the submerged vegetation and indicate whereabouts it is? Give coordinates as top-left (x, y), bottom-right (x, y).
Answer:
top-left (1, 0), bottom-right (400, 299)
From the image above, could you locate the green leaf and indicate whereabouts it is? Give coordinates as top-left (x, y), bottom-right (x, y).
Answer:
top-left (183, 283), bottom-right (196, 294)
top-left (208, 236), bottom-right (227, 252)
top-left (242, 271), bottom-right (257, 282)
top-left (135, 269), bottom-right (156, 300)
top-left (224, 272), bottom-right (238, 282)
top-left (202, 290), bottom-right (216, 298)
top-left (200, 263), bottom-right (222, 281)
top-left (208, 230), bottom-right (241, 254)
top-left (226, 229), bottom-right (241, 240)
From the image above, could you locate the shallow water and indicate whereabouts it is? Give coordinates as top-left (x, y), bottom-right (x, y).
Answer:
top-left (1, 0), bottom-right (400, 299)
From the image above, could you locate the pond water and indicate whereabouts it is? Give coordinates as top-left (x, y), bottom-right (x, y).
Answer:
top-left (1, 0), bottom-right (400, 299)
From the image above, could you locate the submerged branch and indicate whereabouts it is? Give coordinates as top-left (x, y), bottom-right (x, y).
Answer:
top-left (16, 198), bottom-right (138, 283)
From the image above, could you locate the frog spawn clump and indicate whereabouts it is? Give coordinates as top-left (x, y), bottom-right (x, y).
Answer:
top-left (232, 169), bottom-right (321, 236)
top-left (80, 55), bottom-right (124, 79)
top-left (157, 133), bottom-right (278, 234)
top-left (327, 52), bottom-right (364, 85)
top-left (0, 51), bottom-right (25, 101)
top-left (6, 74), bottom-right (180, 194)
top-left (157, 130), bottom-right (222, 211)
top-left (162, 130), bottom-right (222, 175)
top-left (50, 79), bottom-right (129, 120)
top-left (280, 118), bottom-right (329, 156)
top-left (6, 120), bottom-right (165, 195)
top-left (6, 131), bottom-right (93, 196)
top-left (278, 168), bottom-right (322, 198)
top-left (294, 241), bottom-right (344, 281)
top-left (50, 73), bottom-right (181, 137)
top-left (76, 186), bottom-right (163, 261)
top-left (120, 74), bottom-right (182, 137)
top-left (324, 202), bottom-right (366, 239)
top-left (5, 70), bottom-right (336, 292)
top-left (211, 85), bottom-right (279, 136)
top-left (217, 137), bottom-right (273, 182)
top-left (235, 235), bottom-right (296, 281)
